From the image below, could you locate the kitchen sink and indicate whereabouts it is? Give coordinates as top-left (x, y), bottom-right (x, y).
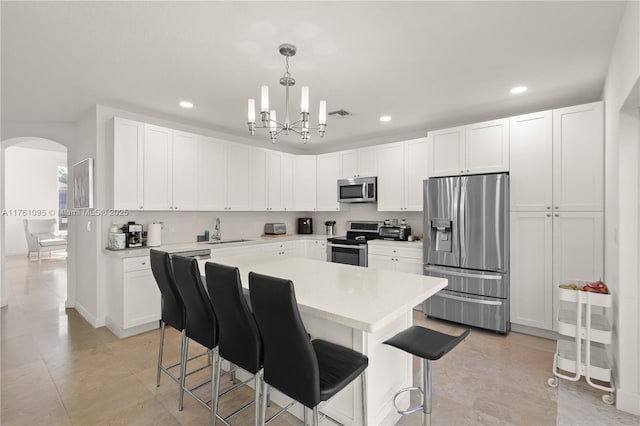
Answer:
top-left (206, 239), bottom-right (252, 245)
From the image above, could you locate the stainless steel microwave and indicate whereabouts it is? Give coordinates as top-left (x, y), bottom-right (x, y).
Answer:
top-left (337, 176), bottom-right (377, 203)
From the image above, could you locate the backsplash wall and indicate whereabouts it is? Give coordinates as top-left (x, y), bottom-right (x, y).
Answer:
top-left (100, 204), bottom-right (424, 246)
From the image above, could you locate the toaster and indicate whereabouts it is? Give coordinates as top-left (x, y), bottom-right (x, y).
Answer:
top-left (264, 223), bottom-right (287, 235)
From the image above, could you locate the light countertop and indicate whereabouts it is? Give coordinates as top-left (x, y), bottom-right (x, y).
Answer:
top-left (103, 234), bottom-right (327, 258)
top-left (368, 239), bottom-right (423, 248)
top-left (198, 255), bottom-right (447, 333)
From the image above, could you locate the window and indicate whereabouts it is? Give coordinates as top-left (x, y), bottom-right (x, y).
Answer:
top-left (57, 165), bottom-right (67, 231)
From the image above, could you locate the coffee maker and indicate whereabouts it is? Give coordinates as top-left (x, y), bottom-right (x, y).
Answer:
top-left (122, 222), bottom-right (143, 248)
top-left (297, 218), bottom-right (313, 234)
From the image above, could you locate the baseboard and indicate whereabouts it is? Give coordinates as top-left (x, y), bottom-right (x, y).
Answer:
top-left (0, 298), bottom-right (7, 308)
top-left (616, 389), bottom-right (640, 416)
top-left (74, 302), bottom-right (99, 327)
top-left (511, 323), bottom-right (560, 341)
top-left (105, 317), bottom-right (158, 339)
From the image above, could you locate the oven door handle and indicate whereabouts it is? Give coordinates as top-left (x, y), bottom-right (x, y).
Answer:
top-left (328, 242), bottom-right (366, 250)
top-left (437, 292), bottom-right (503, 306)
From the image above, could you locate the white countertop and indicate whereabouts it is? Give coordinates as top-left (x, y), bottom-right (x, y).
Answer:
top-left (103, 234), bottom-right (327, 258)
top-left (198, 255), bottom-right (447, 333)
top-left (368, 239), bottom-right (423, 248)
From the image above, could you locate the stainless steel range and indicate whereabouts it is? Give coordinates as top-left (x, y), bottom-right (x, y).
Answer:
top-left (327, 220), bottom-right (384, 267)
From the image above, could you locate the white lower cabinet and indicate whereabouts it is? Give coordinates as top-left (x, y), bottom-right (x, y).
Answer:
top-left (510, 211), bottom-right (603, 331)
top-left (262, 241), bottom-right (304, 258)
top-left (307, 239), bottom-right (328, 261)
top-left (367, 243), bottom-right (422, 274)
top-left (106, 255), bottom-right (161, 339)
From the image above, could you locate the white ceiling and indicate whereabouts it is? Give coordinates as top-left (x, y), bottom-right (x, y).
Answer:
top-left (1, 1), bottom-right (627, 152)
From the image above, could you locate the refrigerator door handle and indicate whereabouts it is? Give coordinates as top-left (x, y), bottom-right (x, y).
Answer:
top-left (459, 176), bottom-right (467, 265)
top-left (424, 266), bottom-right (503, 280)
top-left (438, 292), bottom-right (503, 306)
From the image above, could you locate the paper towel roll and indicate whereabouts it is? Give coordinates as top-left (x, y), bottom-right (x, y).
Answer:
top-left (147, 223), bottom-right (162, 247)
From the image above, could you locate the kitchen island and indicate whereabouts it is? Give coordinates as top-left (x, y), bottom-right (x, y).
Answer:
top-left (197, 255), bottom-right (447, 425)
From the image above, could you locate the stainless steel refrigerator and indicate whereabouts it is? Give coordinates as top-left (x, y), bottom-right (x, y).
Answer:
top-left (423, 173), bottom-right (510, 333)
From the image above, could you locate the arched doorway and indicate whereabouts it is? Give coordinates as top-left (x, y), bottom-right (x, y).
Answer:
top-left (1, 136), bottom-right (72, 308)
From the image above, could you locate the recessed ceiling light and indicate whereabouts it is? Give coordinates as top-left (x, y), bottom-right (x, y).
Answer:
top-left (510, 86), bottom-right (528, 95)
top-left (379, 115), bottom-right (392, 122)
top-left (179, 101), bottom-right (194, 109)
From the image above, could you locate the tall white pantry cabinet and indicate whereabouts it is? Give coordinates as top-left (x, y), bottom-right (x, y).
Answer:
top-left (509, 102), bottom-right (604, 331)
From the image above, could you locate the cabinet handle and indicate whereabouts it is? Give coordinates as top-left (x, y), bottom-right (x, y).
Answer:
top-left (141, 262), bottom-right (146, 265)
top-left (466, 169), bottom-right (470, 173)
top-left (140, 206), bottom-right (144, 209)
top-left (546, 214), bottom-right (551, 217)
top-left (555, 206), bottom-right (559, 209)
top-left (174, 206), bottom-right (178, 210)
top-left (546, 206), bottom-right (551, 210)
top-left (460, 170), bottom-right (464, 173)
top-left (555, 214), bottom-right (559, 217)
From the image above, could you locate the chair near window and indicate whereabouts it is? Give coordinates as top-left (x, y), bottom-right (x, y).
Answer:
top-left (23, 218), bottom-right (67, 260)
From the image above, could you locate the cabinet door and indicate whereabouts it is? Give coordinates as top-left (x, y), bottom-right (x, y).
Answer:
top-left (316, 153), bottom-right (341, 211)
top-left (428, 126), bottom-right (465, 177)
top-left (294, 156), bottom-right (317, 211)
top-left (143, 124), bottom-right (172, 210)
top-left (358, 147), bottom-right (378, 177)
top-left (395, 257), bottom-right (423, 275)
top-left (339, 150), bottom-right (359, 178)
top-left (313, 240), bottom-right (327, 261)
top-left (368, 254), bottom-right (394, 271)
top-left (509, 111), bottom-right (553, 211)
top-left (404, 138), bottom-right (429, 211)
top-left (510, 212), bottom-right (553, 330)
top-left (553, 102), bottom-right (604, 211)
top-left (281, 154), bottom-right (294, 211)
top-left (123, 269), bottom-right (161, 328)
top-left (172, 131), bottom-right (198, 210)
top-left (250, 148), bottom-right (268, 210)
top-left (465, 118), bottom-right (509, 174)
top-left (113, 118), bottom-right (143, 210)
top-left (267, 151), bottom-right (283, 211)
top-left (376, 142), bottom-right (405, 211)
top-left (552, 211), bottom-right (604, 330)
top-left (226, 143), bottom-right (251, 210)
top-left (197, 137), bottom-right (227, 211)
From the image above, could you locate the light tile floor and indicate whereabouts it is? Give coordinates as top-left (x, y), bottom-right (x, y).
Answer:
top-left (1, 256), bottom-right (639, 425)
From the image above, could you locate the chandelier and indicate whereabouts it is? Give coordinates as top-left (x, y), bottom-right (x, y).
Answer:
top-left (247, 43), bottom-right (326, 144)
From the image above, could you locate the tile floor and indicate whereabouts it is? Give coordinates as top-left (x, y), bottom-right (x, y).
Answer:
top-left (1, 255), bottom-right (639, 425)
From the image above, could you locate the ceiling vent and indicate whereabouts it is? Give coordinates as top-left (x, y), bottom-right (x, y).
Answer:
top-left (328, 109), bottom-right (352, 117)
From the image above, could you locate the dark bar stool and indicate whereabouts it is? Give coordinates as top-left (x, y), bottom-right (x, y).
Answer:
top-left (171, 255), bottom-right (219, 424)
top-left (249, 272), bottom-right (369, 426)
top-left (150, 250), bottom-right (188, 406)
top-left (383, 326), bottom-right (470, 426)
top-left (205, 262), bottom-right (264, 426)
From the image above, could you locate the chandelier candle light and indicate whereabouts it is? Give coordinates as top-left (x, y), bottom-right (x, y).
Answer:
top-left (247, 43), bottom-right (327, 144)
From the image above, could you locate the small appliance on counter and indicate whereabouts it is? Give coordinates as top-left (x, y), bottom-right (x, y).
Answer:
top-left (325, 221), bottom-right (336, 237)
top-left (264, 223), bottom-right (286, 235)
top-left (107, 224), bottom-right (126, 250)
top-left (297, 218), bottom-right (313, 234)
top-left (147, 223), bottom-right (162, 247)
top-left (379, 225), bottom-right (412, 241)
top-left (122, 222), bottom-right (144, 248)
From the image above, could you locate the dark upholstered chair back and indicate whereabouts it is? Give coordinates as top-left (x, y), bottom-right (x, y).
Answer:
top-left (171, 255), bottom-right (218, 350)
top-left (205, 262), bottom-right (263, 374)
top-left (249, 272), bottom-right (320, 408)
top-left (150, 249), bottom-right (186, 331)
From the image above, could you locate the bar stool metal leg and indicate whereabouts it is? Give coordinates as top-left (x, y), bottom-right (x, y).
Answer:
top-left (422, 359), bottom-right (432, 426)
top-left (157, 321), bottom-right (166, 387)
top-left (254, 369), bottom-right (262, 426)
top-left (211, 347), bottom-right (221, 426)
top-left (179, 331), bottom-right (188, 411)
top-left (303, 407), bottom-right (308, 426)
top-left (361, 370), bottom-right (368, 426)
top-left (312, 406), bottom-right (319, 426)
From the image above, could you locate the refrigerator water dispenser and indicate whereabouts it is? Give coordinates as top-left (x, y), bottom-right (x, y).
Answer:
top-left (431, 218), bottom-right (452, 252)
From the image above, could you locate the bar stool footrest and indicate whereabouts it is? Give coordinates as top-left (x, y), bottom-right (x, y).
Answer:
top-left (393, 386), bottom-right (425, 415)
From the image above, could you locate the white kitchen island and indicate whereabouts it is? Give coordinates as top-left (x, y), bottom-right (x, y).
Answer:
top-left (198, 255), bottom-right (447, 426)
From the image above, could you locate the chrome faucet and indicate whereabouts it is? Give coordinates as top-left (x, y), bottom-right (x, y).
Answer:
top-left (212, 217), bottom-right (221, 241)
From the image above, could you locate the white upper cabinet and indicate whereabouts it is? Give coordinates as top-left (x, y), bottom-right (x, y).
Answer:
top-left (197, 136), bottom-right (227, 211)
top-left (377, 138), bottom-right (429, 211)
top-left (281, 154), bottom-right (294, 211)
top-left (294, 155), bottom-right (317, 211)
top-left (250, 148), bottom-right (268, 211)
top-left (339, 147), bottom-right (378, 178)
top-left (316, 152), bottom-right (341, 211)
top-left (428, 126), bottom-right (466, 177)
top-left (171, 131), bottom-right (199, 211)
top-left (266, 151), bottom-right (283, 211)
top-left (553, 102), bottom-right (603, 211)
top-left (428, 119), bottom-right (509, 177)
top-left (509, 111), bottom-right (553, 211)
top-left (225, 143), bottom-right (251, 211)
top-left (465, 118), bottom-right (509, 174)
top-left (143, 124), bottom-right (172, 210)
top-left (113, 118), bottom-right (143, 210)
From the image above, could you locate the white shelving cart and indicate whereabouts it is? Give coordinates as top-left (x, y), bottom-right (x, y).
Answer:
top-left (548, 281), bottom-right (615, 405)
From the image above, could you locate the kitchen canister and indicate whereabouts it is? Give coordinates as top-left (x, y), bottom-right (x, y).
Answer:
top-left (110, 233), bottom-right (126, 249)
top-left (147, 223), bottom-right (162, 247)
